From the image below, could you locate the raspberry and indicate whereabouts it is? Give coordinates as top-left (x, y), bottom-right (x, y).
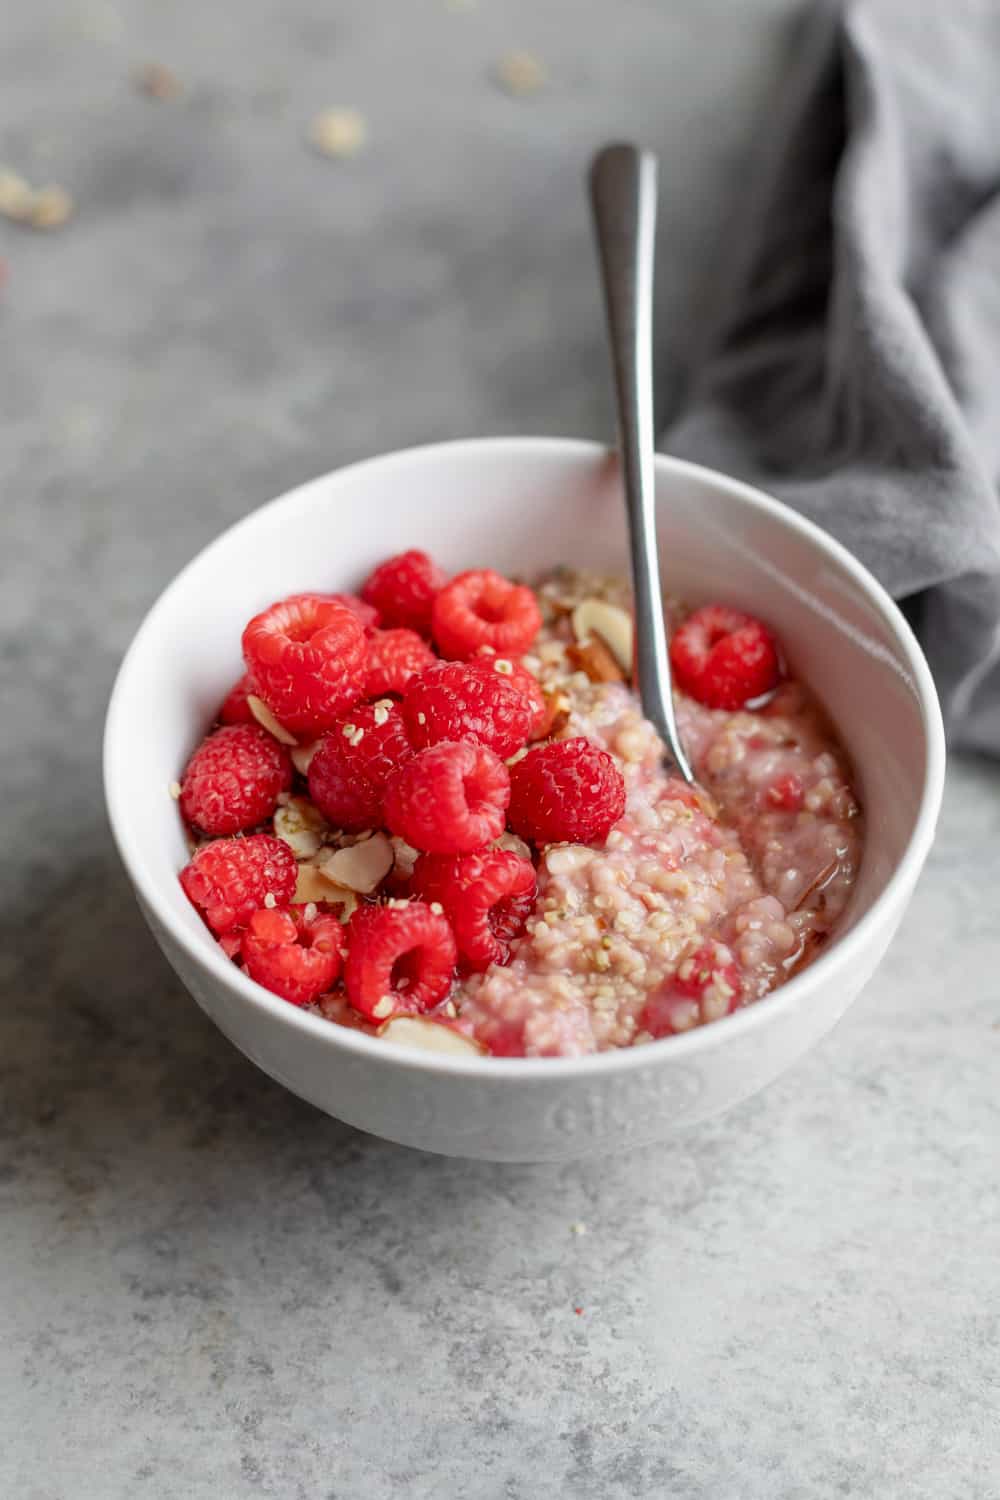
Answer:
top-left (282, 591), bottom-right (380, 631)
top-left (641, 941), bottom-right (742, 1038)
top-left (383, 740), bottom-right (510, 854)
top-left (218, 672), bottom-right (255, 725)
top-left (327, 593), bottom-right (380, 631)
top-left (360, 549), bottom-right (448, 633)
top-left (402, 659), bottom-right (535, 758)
top-left (364, 628), bottom-right (437, 699)
top-left (765, 772), bottom-right (804, 812)
top-left (669, 605), bottom-right (780, 710)
top-left (180, 833), bottom-right (297, 935)
top-left (431, 569), bottom-right (542, 660)
top-left (411, 850), bottom-right (536, 970)
top-left (343, 901), bottom-right (457, 1020)
top-left (242, 593), bottom-right (367, 736)
top-left (473, 650), bottom-right (547, 737)
top-left (179, 724), bottom-right (292, 835)
top-left (308, 700), bottom-right (414, 831)
top-left (506, 737), bottom-right (626, 846)
top-left (241, 906), bottom-right (345, 1006)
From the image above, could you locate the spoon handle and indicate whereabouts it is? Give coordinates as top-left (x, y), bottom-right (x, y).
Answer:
top-left (588, 143), bottom-right (693, 783)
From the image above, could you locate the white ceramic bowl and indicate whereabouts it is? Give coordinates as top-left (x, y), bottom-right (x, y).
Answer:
top-left (104, 438), bottom-right (945, 1161)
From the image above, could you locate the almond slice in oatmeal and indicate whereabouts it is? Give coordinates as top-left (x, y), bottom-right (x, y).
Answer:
top-left (293, 862), bottom-right (338, 904)
top-left (290, 739), bottom-right (320, 775)
top-left (320, 832), bottom-right (393, 893)
top-left (571, 598), bottom-right (633, 673)
top-left (566, 636), bottom-right (625, 684)
top-left (293, 862), bottom-right (359, 921)
top-left (535, 688), bottom-right (572, 739)
top-left (274, 796), bottom-right (329, 859)
top-left (247, 694), bottom-right (298, 746)
top-left (544, 844), bottom-right (596, 876)
top-left (377, 1016), bottom-right (486, 1056)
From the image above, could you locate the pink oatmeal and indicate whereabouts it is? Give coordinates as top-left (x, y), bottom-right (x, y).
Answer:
top-left (444, 575), bottom-right (863, 1057)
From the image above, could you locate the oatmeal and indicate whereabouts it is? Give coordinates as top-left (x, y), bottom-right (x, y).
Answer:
top-left (175, 551), bottom-right (862, 1057)
top-left (460, 677), bottom-right (861, 1057)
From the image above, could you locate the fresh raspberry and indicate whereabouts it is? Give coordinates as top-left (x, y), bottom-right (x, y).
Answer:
top-left (506, 737), bottom-right (626, 846)
top-left (343, 901), bottom-right (457, 1021)
top-left (180, 833), bottom-right (297, 935)
top-left (641, 941), bottom-right (742, 1038)
top-left (473, 650), bottom-right (547, 737)
top-left (179, 724), bottom-right (292, 835)
top-left (242, 593), bottom-right (367, 736)
top-left (282, 591), bottom-right (380, 631)
top-left (411, 850), bottom-right (536, 970)
top-left (383, 740), bottom-right (510, 854)
top-left (364, 628), bottom-right (437, 699)
top-left (307, 737), bottom-right (378, 834)
top-left (307, 700), bottom-right (414, 830)
top-left (431, 569), bottom-right (542, 660)
top-left (218, 672), bottom-right (256, 725)
top-left (360, 549), bottom-right (448, 633)
top-left (402, 659), bottom-right (535, 758)
top-left (765, 772), bottom-right (804, 812)
top-left (669, 605), bottom-right (780, 710)
top-left (241, 906), bottom-right (345, 1006)
top-left (327, 593), bottom-right (380, 631)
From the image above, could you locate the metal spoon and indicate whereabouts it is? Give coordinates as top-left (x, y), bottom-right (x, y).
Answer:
top-left (589, 142), bottom-right (694, 784)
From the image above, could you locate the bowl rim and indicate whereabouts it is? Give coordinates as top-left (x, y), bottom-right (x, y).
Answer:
top-left (104, 435), bottom-right (947, 1081)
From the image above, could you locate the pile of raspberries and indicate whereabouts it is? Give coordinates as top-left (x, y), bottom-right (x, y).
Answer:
top-left (176, 550), bottom-right (628, 1027)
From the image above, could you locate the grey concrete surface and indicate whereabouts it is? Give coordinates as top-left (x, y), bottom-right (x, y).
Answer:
top-left (2, 2), bottom-right (998, 1497)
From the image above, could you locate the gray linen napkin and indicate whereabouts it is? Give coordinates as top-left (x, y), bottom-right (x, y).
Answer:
top-left (665, 0), bottom-right (1000, 753)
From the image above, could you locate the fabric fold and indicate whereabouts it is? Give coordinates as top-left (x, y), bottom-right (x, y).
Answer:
top-left (665, 0), bottom-right (1000, 752)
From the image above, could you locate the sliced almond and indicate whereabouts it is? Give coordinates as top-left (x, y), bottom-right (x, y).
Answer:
top-left (293, 862), bottom-right (338, 904)
top-left (378, 1016), bottom-right (486, 1056)
top-left (567, 636), bottom-right (625, 684)
top-left (329, 889), bottom-right (359, 924)
top-left (571, 598), bottom-right (633, 674)
top-left (320, 832), bottom-right (393, 893)
top-left (247, 694), bottom-right (298, 746)
top-left (274, 796), bottom-right (329, 859)
top-left (292, 862), bottom-right (359, 921)
top-left (535, 688), bottom-right (572, 740)
top-left (290, 739), bottom-right (320, 776)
